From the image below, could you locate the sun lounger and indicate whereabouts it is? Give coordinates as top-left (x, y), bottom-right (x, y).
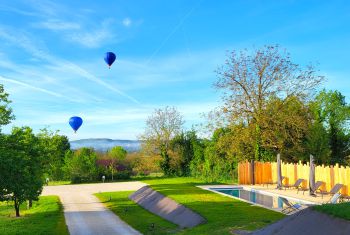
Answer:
top-left (280, 197), bottom-right (303, 214)
top-left (283, 178), bottom-right (305, 191)
top-left (328, 193), bottom-right (341, 204)
top-left (317, 183), bottom-right (343, 199)
top-left (297, 181), bottom-right (325, 195)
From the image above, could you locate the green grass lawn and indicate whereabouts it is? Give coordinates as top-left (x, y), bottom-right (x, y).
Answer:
top-left (97, 177), bottom-right (284, 235)
top-left (313, 202), bottom-right (350, 220)
top-left (0, 196), bottom-right (68, 235)
top-left (96, 191), bottom-right (178, 234)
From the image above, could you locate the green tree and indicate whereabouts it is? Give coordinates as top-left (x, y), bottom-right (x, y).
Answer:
top-left (63, 148), bottom-right (98, 183)
top-left (0, 127), bottom-right (43, 217)
top-left (37, 128), bottom-right (70, 180)
top-left (108, 146), bottom-right (127, 181)
top-left (305, 121), bottom-right (331, 164)
top-left (311, 90), bottom-right (350, 164)
top-left (214, 45), bottom-right (323, 161)
top-left (170, 130), bottom-right (200, 176)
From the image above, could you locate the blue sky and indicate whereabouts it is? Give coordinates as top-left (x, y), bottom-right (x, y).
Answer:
top-left (0, 0), bottom-right (349, 140)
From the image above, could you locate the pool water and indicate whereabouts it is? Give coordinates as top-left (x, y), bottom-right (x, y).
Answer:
top-left (212, 188), bottom-right (284, 209)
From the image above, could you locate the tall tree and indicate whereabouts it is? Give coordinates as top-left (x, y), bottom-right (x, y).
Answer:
top-left (311, 90), bottom-right (350, 164)
top-left (140, 106), bottom-right (184, 175)
top-left (37, 128), bottom-right (70, 180)
top-left (215, 45), bottom-right (324, 160)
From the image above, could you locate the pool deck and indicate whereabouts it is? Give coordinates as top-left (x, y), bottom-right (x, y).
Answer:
top-left (198, 184), bottom-right (334, 205)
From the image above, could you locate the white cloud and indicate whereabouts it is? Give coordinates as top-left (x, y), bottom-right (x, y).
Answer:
top-left (0, 75), bottom-right (80, 103)
top-left (68, 28), bottom-right (113, 48)
top-left (34, 19), bottom-right (80, 30)
top-left (122, 18), bottom-right (132, 27)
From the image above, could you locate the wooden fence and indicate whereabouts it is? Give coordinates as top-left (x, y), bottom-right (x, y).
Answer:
top-left (238, 161), bottom-right (350, 195)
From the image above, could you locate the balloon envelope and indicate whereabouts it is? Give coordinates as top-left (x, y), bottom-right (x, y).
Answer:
top-left (104, 52), bottom-right (116, 68)
top-left (69, 116), bottom-right (83, 132)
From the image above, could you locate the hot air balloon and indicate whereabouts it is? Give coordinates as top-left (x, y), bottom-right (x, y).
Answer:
top-left (104, 52), bottom-right (116, 69)
top-left (69, 116), bottom-right (83, 133)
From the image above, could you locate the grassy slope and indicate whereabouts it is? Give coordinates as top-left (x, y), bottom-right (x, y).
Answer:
top-left (0, 196), bottom-right (68, 235)
top-left (95, 191), bottom-right (178, 234)
top-left (97, 177), bottom-right (284, 235)
top-left (313, 202), bottom-right (350, 220)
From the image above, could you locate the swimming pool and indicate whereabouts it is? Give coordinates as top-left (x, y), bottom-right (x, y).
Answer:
top-left (208, 187), bottom-right (315, 211)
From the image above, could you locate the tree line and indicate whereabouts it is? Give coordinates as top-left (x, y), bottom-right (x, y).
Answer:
top-left (140, 45), bottom-right (350, 182)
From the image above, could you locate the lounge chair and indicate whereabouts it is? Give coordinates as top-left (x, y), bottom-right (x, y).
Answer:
top-left (317, 183), bottom-right (344, 199)
top-left (280, 197), bottom-right (303, 214)
top-left (328, 193), bottom-right (341, 204)
top-left (297, 181), bottom-right (325, 195)
top-left (283, 178), bottom-right (305, 191)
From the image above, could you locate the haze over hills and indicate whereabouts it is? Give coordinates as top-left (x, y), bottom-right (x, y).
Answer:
top-left (70, 138), bottom-right (141, 152)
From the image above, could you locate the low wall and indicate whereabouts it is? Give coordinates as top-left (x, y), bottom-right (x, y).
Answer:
top-left (129, 186), bottom-right (206, 228)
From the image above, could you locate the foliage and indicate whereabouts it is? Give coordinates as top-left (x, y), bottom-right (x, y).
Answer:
top-left (107, 146), bottom-right (127, 181)
top-left (0, 196), bottom-right (68, 235)
top-left (127, 152), bottom-right (162, 176)
top-left (305, 121), bottom-right (331, 164)
top-left (140, 106), bottom-right (184, 175)
top-left (214, 45), bottom-right (323, 160)
top-left (311, 90), bottom-right (350, 164)
top-left (37, 128), bottom-right (70, 180)
top-left (189, 128), bottom-right (237, 182)
top-left (63, 148), bottom-right (99, 183)
top-left (168, 130), bottom-right (199, 176)
top-left (0, 84), bottom-right (15, 129)
top-left (0, 127), bottom-right (44, 217)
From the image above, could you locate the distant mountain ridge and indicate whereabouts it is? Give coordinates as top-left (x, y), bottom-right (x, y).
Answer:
top-left (70, 138), bottom-right (141, 152)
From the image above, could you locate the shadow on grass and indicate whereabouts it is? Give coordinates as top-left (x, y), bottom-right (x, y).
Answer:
top-left (0, 196), bottom-right (68, 235)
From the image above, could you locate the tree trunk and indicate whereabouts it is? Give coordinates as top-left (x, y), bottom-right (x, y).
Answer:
top-left (27, 200), bottom-right (33, 209)
top-left (14, 199), bottom-right (20, 217)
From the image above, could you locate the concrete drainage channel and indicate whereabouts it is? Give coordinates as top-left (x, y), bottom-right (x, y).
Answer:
top-left (129, 186), bottom-right (206, 229)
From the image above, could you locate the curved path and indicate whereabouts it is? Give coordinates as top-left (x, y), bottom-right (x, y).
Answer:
top-left (42, 182), bottom-right (147, 235)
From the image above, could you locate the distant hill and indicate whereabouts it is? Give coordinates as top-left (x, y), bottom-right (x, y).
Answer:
top-left (70, 138), bottom-right (141, 152)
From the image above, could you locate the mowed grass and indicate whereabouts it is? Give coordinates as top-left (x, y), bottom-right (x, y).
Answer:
top-left (142, 177), bottom-right (285, 235)
top-left (97, 177), bottom-right (284, 235)
top-left (0, 196), bottom-right (68, 235)
top-left (313, 202), bottom-right (350, 220)
top-left (95, 191), bottom-right (178, 234)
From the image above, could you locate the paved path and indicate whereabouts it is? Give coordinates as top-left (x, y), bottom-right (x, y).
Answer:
top-left (252, 208), bottom-right (350, 235)
top-left (42, 182), bottom-right (147, 235)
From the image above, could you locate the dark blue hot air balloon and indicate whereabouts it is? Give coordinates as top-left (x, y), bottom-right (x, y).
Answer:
top-left (104, 52), bottom-right (116, 69)
top-left (69, 116), bottom-right (83, 133)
